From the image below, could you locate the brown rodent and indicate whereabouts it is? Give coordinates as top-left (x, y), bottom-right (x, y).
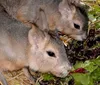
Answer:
top-left (0, 0), bottom-right (88, 41)
top-left (0, 9), bottom-right (72, 85)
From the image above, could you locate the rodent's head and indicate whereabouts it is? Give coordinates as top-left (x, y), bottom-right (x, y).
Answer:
top-left (28, 26), bottom-right (72, 77)
top-left (57, 0), bottom-right (88, 41)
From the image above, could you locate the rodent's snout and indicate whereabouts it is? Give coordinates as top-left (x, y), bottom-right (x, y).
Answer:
top-left (51, 65), bottom-right (72, 78)
top-left (72, 32), bottom-right (87, 41)
top-left (53, 69), bottom-right (72, 78)
top-left (81, 33), bottom-right (87, 41)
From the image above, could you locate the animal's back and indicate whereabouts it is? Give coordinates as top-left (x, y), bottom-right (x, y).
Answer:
top-left (0, 11), bottom-right (30, 71)
top-left (0, 10), bottom-right (30, 42)
top-left (0, 0), bottom-right (62, 20)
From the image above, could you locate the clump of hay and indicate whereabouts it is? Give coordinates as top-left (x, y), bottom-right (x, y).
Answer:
top-left (2, 70), bottom-right (33, 85)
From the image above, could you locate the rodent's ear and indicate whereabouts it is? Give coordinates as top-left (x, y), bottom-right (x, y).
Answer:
top-left (69, 0), bottom-right (80, 6)
top-left (28, 25), bottom-right (50, 49)
top-left (31, 24), bottom-right (38, 33)
top-left (28, 25), bottom-right (44, 45)
top-left (60, 0), bottom-right (80, 6)
top-left (59, 1), bottom-right (69, 18)
top-left (48, 29), bottom-right (60, 40)
top-left (79, 4), bottom-right (89, 13)
top-left (59, 0), bottom-right (75, 17)
top-left (28, 26), bottom-right (37, 45)
top-left (39, 8), bottom-right (49, 31)
top-left (59, 0), bottom-right (81, 19)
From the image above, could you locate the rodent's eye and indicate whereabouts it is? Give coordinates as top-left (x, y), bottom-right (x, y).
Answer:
top-left (74, 23), bottom-right (80, 29)
top-left (47, 51), bottom-right (56, 57)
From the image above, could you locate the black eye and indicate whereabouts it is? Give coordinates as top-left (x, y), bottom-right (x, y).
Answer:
top-left (47, 51), bottom-right (56, 57)
top-left (74, 23), bottom-right (80, 29)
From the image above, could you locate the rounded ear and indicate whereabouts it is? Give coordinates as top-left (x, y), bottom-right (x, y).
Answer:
top-left (48, 29), bottom-right (60, 40)
top-left (79, 4), bottom-right (89, 13)
top-left (69, 0), bottom-right (80, 6)
top-left (28, 25), bottom-right (50, 49)
top-left (59, 0), bottom-right (81, 19)
top-left (39, 8), bottom-right (49, 31)
top-left (28, 27), bottom-right (36, 45)
top-left (59, 0), bottom-right (81, 9)
top-left (28, 25), bottom-right (44, 45)
top-left (58, 0), bottom-right (75, 17)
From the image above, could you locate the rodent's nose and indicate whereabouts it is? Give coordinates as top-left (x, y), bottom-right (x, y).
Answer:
top-left (79, 32), bottom-right (87, 41)
top-left (68, 65), bottom-right (73, 72)
top-left (82, 33), bottom-right (87, 40)
top-left (60, 67), bottom-right (72, 77)
top-left (69, 65), bottom-right (73, 70)
top-left (67, 62), bottom-right (73, 70)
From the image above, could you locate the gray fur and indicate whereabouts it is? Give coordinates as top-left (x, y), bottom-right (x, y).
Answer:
top-left (0, 10), bottom-right (72, 85)
top-left (0, 0), bottom-right (88, 41)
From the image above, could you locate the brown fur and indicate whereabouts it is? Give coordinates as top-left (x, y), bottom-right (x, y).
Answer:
top-left (0, 0), bottom-right (88, 41)
top-left (0, 10), bottom-right (72, 85)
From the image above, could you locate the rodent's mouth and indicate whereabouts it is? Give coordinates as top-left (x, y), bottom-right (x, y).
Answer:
top-left (58, 31), bottom-right (65, 36)
top-left (69, 33), bottom-right (87, 41)
top-left (51, 71), bottom-right (69, 78)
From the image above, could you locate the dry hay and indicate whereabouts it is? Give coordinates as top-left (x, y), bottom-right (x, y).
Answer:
top-left (1, 70), bottom-right (34, 85)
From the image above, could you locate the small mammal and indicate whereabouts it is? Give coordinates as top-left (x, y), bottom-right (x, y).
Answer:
top-left (0, 0), bottom-right (88, 41)
top-left (0, 10), bottom-right (72, 85)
